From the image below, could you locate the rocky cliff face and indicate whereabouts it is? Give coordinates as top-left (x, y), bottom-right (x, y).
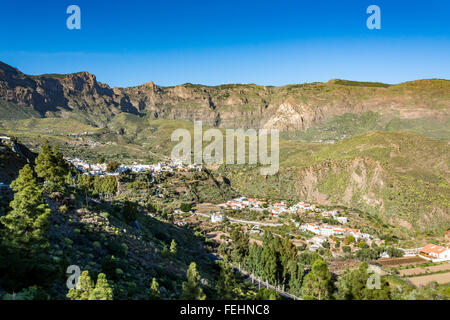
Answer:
top-left (0, 62), bottom-right (449, 130)
top-left (0, 62), bottom-right (139, 119)
top-left (263, 100), bottom-right (319, 131)
top-left (293, 157), bottom-right (388, 210)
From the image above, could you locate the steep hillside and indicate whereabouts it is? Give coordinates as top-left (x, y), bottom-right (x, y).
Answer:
top-left (281, 110), bottom-right (450, 142)
top-left (0, 150), bottom-right (248, 300)
top-left (1, 62), bottom-right (448, 134)
top-left (223, 131), bottom-right (450, 233)
top-left (0, 138), bottom-right (36, 184)
top-left (43, 203), bottom-right (221, 300)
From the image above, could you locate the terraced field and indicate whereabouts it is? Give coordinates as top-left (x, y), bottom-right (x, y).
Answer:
top-left (400, 263), bottom-right (450, 277)
top-left (378, 256), bottom-right (427, 267)
top-left (408, 272), bottom-right (450, 286)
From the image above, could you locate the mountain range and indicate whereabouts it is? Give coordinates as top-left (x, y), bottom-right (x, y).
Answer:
top-left (1, 61), bottom-right (449, 133)
top-left (0, 61), bottom-right (449, 233)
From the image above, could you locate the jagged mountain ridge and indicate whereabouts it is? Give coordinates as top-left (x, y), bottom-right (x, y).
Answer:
top-left (0, 62), bottom-right (139, 118)
top-left (0, 61), bottom-right (448, 130)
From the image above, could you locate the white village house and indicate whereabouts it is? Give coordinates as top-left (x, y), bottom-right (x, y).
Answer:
top-left (211, 213), bottom-right (226, 223)
top-left (419, 244), bottom-right (450, 262)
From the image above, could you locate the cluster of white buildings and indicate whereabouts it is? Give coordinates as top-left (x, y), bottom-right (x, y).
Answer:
top-left (68, 159), bottom-right (111, 176)
top-left (270, 201), bottom-right (289, 215)
top-left (279, 202), bottom-right (350, 224)
top-left (290, 202), bottom-right (349, 222)
top-left (300, 223), bottom-right (371, 240)
top-left (220, 197), bottom-right (293, 216)
top-left (220, 198), bottom-right (351, 226)
top-left (289, 201), bottom-right (315, 212)
top-left (319, 210), bottom-right (349, 224)
top-left (268, 200), bottom-right (349, 220)
top-left (66, 158), bottom-right (202, 176)
top-left (221, 197), bottom-right (267, 210)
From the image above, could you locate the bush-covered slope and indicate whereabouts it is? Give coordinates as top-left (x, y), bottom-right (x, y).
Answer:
top-left (224, 131), bottom-right (450, 233)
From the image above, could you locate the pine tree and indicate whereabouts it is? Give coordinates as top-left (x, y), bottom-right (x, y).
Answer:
top-left (170, 239), bottom-right (178, 256)
top-left (216, 259), bottom-right (236, 299)
top-left (230, 227), bottom-right (249, 262)
top-left (181, 262), bottom-right (206, 300)
top-left (287, 260), bottom-right (304, 297)
top-left (278, 238), bottom-right (297, 279)
top-left (35, 142), bottom-right (68, 185)
top-left (260, 245), bottom-right (277, 284)
top-left (93, 176), bottom-right (117, 200)
top-left (122, 200), bottom-right (138, 224)
top-left (247, 243), bottom-right (263, 276)
top-left (148, 278), bottom-right (160, 300)
top-left (301, 259), bottom-right (334, 300)
top-left (67, 270), bottom-right (94, 300)
top-left (89, 273), bottom-right (113, 300)
top-left (335, 262), bottom-right (391, 300)
top-left (52, 145), bottom-right (69, 177)
top-left (34, 142), bottom-right (52, 180)
top-left (161, 244), bottom-right (169, 258)
top-left (255, 288), bottom-right (281, 300)
top-left (0, 165), bottom-right (51, 252)
top-left (67, 271), bottom-right (113, 300)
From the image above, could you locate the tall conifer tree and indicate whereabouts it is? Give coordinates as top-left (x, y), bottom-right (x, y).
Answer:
top-left (0, 165), bottom-right (51, 252)
top-left (181, 262), bottom-right (206, 300)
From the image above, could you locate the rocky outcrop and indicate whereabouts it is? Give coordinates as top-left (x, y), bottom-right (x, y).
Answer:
top-left (294, 157), bottom-right (388, 210)
top-left (263, 99), bottom-right (319, 131)
top-left (0, 138), bottom-right (36, 184)
top-left (0, 62), bottom-right (139, 120)
top-left (0, 61), bottom-right (448, 130)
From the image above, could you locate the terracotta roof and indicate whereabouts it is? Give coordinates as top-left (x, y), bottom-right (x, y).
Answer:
top-left (420, 244), bottom-right (448, 255)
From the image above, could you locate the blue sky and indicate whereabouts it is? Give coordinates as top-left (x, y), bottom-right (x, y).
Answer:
top-left (0, 0), bottom-right (449, 87)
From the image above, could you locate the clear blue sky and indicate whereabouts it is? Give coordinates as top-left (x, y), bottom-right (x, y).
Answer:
top-left (1, 0), bottom-right (449, 87)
